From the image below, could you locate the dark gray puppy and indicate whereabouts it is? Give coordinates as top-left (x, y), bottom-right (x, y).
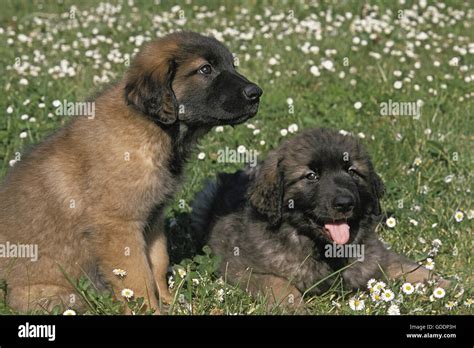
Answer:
top-left (191, 128), bottom-right (449, 308)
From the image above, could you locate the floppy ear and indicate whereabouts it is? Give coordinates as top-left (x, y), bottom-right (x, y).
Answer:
top-left (124, 59), bottom-right (178, 125)
top-left (371, 172), bottom-right (385, 215)
top-left (247, 155), bottom-right (284, 227)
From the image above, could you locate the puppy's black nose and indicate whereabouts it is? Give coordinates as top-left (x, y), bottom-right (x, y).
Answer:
top-left (333, 196), bottom-right (354, 213)
top-left (243, 84), bottom-right (263, 101)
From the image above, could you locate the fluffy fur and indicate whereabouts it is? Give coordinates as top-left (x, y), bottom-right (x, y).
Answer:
top-left (192, 128), bottom-right (449, 309)
top-left (0, 31), bottom-right (261, 313)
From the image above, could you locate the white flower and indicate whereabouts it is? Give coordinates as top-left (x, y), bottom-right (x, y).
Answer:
top-left (260, 140), bottom-right (265, 146)
top-left (432, 287), bottom-right (446, 299)
top-left (21, 114), bottom-right (29, 120)
top-left (253, 129), bottom-right (260, 135)
top-left (112, 268), bottom-right (127, 277)
top-left (19, 78), bottom-right (29, 85)
top-left (6, 106), bottom-right (13, 114)
top-left (121, 288), bottom-right (134, 299)
top-left (454, 211), bottom-right (464, 222)
top-left (321, 59), bottom-right (334, 71)
top-left (192, 278), bottom-right (200, 286)
top-left (348, 297), bottom-right (365, 311)
top-left (370, 292), bottom-right (382, 302)
top-left (339, 129), bottom-right (350, 136)
top-left (367, 278), bottom-right (377, 289)
top-left (288, 124), bottom-right (298, 133)
top-left (354, 101), bottom-right (362, 110)
top-left (425, 258), bottom-right (435, 270)
top-left (215, 126), bottom-right (224, 133)
top-left (372, 281), bottom-right (386, 294)
top-left (444, 175), bottom-right (454, 183)
top-left (386, 217), bottom-right (396, 228)
top-left (216, 288), bottom-right (225, 302)
top-left (19, 132), bottom-right (28, 139)
top-left (52, 99), bottom-right (61, 107)
top-left (409, 219), bottom-right (418, 226)
top-left (63, 309), bottom-right (77, 315)
top-left (432, 239), bottom-right (442, 247)
top-left (286, 98), bottom-right (294, 105)
top-left (445, 301), bottom-right (457, 310)
top-left (310, 66), bottom-right (320, 77)
top-left (387, 304), bottom-right (400, 315)
top-left (393, 81), bottom-right (403, 89)
top-left (268, 57), bottom-right (278, 65)
top-left (280, 129), bottom-right (288, 136)
top-left (237, 145), bottom-right (246, 154)
top-left (464, 298), bottom-right (473, 307)
top-left (197, 152), bottom-right (206, 160)
top-left (177, 268), bottom-right (187, 278)
top-left (401, 282), bottom-right (414, 295)
top-left (413, 157), bottom-right (422, 166)
top-left (382, 289), bottom-right (395, 302)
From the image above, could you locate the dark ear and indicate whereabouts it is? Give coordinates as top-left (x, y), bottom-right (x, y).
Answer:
top-left (247, 155), bottom-right (284, 226)
top-left (371, 172), bottom-right (385, 215)
top-left (124, 60), bottom-right (178, 124)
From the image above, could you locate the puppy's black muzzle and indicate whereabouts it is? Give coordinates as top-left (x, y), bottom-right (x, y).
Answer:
top-left (209, 71), bottom-right (262, 117)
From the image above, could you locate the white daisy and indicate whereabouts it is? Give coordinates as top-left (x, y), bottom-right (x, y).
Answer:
top-left (310, 66), bottom-right (320, 77)
top-left (216, 288), bottom-right (225, 302)
top-left (386, 217), bottom-right (396, 228)
top-left (432, 287), bottom-right (446, 299)
top-left (454, 211), bottom-right (464, 222)
top-left (372, 281), bottom-right (386, 294)
top-left (288, 124), bottom-right (298, 133)
top-left (445, 301), bottom-right (457, 310)
top-left (393, 81), bottom-right (403, 89)
top-left (280, 129), bottom-right (288, 136)
top-left (121, 288), bottom-right (134, 299)
top-left (413, 157), bottom-right (422, 166)
top-left (425, 258), bottom-right (435, 270)
top-left (464, 299), bottom-right (473, 307)
top-left (354, 101), bottom-right (362, 110)
top-left (367, 278), bottom-right (377, 289)
top-left (237, 145), bottom-right (246, 154)
top-left (112, 268), bottom-right (127, 277)
top-left (349, 297), bottom-right (365, 311)
top-left (370, 291), bottom-right (382, 302)
top-left (387, 304), bottom-right (400, 315)
top-left (382, 289), bottom-right (395, 302)
top-left (197, 152), bottom-right (206, 160)
top-left (401, 282), bottom-right (415, 295)
top-left (177, 268), bottom-right (187, 278)
top-left (215, 126), bottom-right (224, 133)
top-left (63, 309), bottom-right (77, 315)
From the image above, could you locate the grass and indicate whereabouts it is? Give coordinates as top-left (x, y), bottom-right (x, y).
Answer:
top-left (0, 0), bottom-right (472, 315)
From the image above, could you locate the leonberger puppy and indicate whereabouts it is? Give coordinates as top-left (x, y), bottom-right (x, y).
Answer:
top-left (0, 31), bottom-right (262, 313)
top-left (192, 128), bottom-right (449, 310)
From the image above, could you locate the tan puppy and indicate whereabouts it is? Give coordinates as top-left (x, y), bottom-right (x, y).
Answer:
top-left (0, 31), bottom-right (262, 313)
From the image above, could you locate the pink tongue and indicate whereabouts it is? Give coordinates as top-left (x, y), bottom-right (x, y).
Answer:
top-left (324, 222), bottom-right (350, 244)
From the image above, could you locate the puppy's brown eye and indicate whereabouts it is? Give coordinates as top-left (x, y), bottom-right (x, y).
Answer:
top-left (198, 64), bottom-right (212, 75)
top-left (306, 172), bottom-right (318, 181)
